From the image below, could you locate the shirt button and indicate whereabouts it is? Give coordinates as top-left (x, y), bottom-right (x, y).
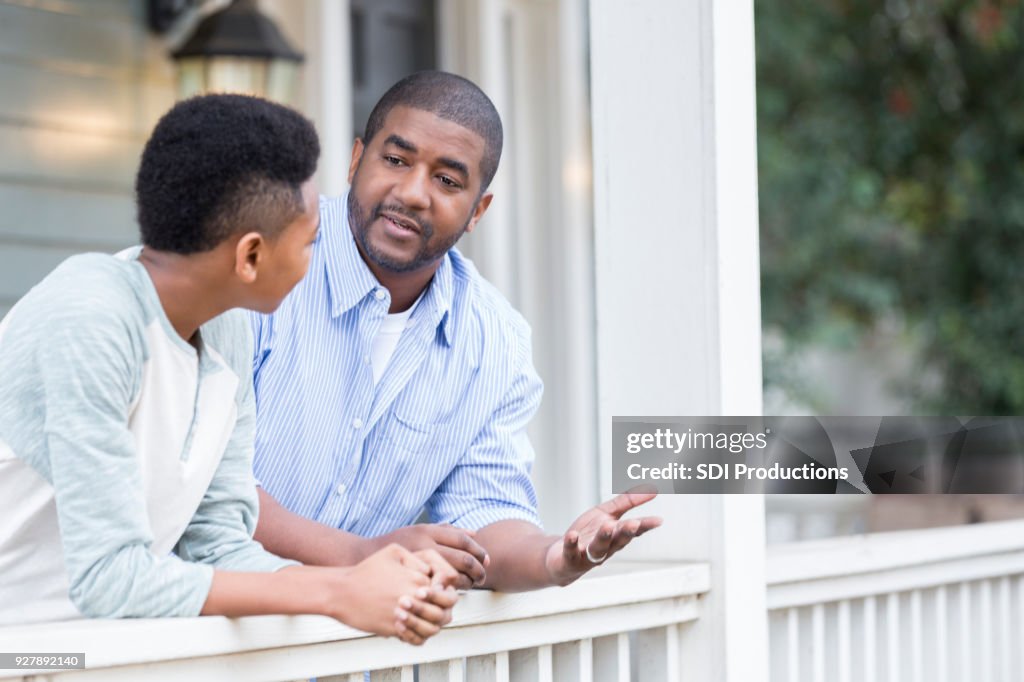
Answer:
top-left (352, 417), bottom-right (363, 429)
top-left (335, 483), bottom-right (347, 495)
top-left (374, 289), bottom-right (386, 301)
top-left (363, 354), bottom-right (371, 364)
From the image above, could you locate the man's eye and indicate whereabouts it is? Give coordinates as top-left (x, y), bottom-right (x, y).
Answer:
top-left (439, 175), bottom-right (461, 189)
top-left (384, 155), bottom-right (404, 166)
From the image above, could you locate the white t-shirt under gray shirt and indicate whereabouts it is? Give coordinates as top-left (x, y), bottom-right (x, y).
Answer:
top-left (0, 249), bottom-right (293, 625)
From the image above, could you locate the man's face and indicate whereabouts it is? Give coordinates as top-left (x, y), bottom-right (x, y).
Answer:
top-left (346, 105), bottom-right (492, 275)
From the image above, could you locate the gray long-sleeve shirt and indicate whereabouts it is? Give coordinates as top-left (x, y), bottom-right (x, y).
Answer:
top-left (0, 250), bottom-right (293, 625)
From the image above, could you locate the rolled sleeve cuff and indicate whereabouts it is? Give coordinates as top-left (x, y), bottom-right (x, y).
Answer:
top-left (208, 542), bottom-right (300, 573)
top-left (450, 504), bottom-right (543, 532)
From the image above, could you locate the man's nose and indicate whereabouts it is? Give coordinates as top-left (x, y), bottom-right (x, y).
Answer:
top-left (392, 165), bottom-right (430, 209)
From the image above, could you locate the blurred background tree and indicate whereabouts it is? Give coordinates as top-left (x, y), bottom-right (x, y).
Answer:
top-left (757, 0), bottom-right (1024, 414)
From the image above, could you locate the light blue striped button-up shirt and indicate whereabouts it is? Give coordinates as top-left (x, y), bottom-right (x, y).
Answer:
top-left (251, 194), bottom-right (543, 537)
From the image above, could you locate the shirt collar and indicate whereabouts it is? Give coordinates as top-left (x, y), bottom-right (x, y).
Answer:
top-left (323, 192), bottom-right (454, 347)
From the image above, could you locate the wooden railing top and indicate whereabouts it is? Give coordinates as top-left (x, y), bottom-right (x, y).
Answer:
top-left (768, 518), bottom-right (1024, 585)
top-left (0, 560), bottom-right (708, 678)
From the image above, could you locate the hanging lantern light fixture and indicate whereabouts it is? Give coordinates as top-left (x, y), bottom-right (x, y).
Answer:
top-left (149, 0), bottom-right (304, 106)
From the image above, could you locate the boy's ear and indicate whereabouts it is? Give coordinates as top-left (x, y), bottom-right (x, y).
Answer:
top-left (347, 138), bottom-right (365, 185)
top-left (234, 232), bottom-right (265, 284)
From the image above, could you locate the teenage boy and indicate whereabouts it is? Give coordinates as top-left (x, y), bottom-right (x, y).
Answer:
top-left (0, 94), bottom-right (456, 645)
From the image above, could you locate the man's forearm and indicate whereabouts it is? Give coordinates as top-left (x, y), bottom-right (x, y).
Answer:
top-left (474, 520), bottom-right (562, 592)
top-left (255, 488), bottom-right (366, 566)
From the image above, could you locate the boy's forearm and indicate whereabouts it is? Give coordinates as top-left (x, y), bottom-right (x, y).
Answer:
top-left (254, 488), bottom-right (367, 566)
top-left (201, 565), bottom-right (342, 618)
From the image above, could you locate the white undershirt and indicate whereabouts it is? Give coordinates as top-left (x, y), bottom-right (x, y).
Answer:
top-left (370, 292), bottom-right (423, 385)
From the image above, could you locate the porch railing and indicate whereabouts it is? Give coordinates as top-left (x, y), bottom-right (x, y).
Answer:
top-left (767, 517), bottom-right (1024, 682)
top-left (0, 561), bottom-right (708, 682)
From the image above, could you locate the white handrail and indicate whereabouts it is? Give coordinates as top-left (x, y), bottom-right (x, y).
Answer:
top-left (0, 561), bottom-right (708, 681)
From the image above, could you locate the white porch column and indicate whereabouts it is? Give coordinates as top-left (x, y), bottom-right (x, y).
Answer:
top-left (300, 0), bottom-right (352, 196)
top-left (589, 1), bottom-right (767, 681)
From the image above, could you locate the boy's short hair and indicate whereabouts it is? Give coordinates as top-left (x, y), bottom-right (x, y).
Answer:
top-left (136, 94), bottom-right (320, 255)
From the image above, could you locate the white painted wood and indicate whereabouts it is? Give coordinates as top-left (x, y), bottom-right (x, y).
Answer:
top-left (864, 596), bottom-right (877, 682)
top-left (769, 519), bottom-right (1024, 585)
top-left (508, 648), bottom-right (536, 682)
top-left (420, 659), bottom-right (464, 682)
top-left (935, 585), bottom-right (948, 682)
top-left (370, 667), bottom-right (414, 682)
top-left (589, 3), bottom-right (767, 681)
top-left (910, 589), bottom-right (922, 682)
top-left (959, 582), bottom-right (972, 682)
top-left (811, 604), bottom-right (825, 682)
top-left (552, 639), bottom-right (592, 681)
top-left (1017, 576), bottom-right (1024, 681)
top-left (886, 593), bottom-right (900, 682)
top-left (1000, 576), bottom-right (1011, 682)
top-left (317, 674), bottom-right (362, 682)
top-left (636, 625), bottom-right (681, 681)
top-left (466, 652), bottom-right (508, 682)
top-left (837, 600), bottom-right (851, 682)
top-left (980, 579), bottom-right (994, 682)
top-left (592, 633), bottom-right (628, 682)
top-left (768, 548), bottom-right (1024, 610)
top-left (302, 0), bottom-right (351, 197)
top-left (2, 594), bottom-right (700, 680)
top-left (786, 608), bottom-right (800, 682)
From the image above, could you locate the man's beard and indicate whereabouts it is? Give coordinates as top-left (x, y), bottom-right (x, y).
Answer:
top-left (347, 184), bottom-right (471, 274)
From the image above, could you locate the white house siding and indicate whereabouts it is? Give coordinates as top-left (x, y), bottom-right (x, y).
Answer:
top-left (0, 0), bottom-right (175, 319)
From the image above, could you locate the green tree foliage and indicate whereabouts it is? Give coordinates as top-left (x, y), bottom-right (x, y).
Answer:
top-left (757, 0), bottom-right (1024, 413)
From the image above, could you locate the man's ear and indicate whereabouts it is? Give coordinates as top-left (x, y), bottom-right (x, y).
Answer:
top-left (347, 138), bottom-right (365, 185)
top-left (464, 193), bottom-right (494, 234)
top-left (234, 232), bottom-right (265, 284)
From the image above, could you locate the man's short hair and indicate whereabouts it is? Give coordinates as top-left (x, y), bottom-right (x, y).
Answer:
top-left (363, 71), bottom-right (503, 192)
top-left (136, 94), bottom-right (320, 255)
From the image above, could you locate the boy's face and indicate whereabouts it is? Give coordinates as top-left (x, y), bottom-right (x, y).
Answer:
top-left (250, 180), bottom-right (320, 312)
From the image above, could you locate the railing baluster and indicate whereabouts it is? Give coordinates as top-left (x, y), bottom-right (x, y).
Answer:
top-left (1000, 576), bottom-right (1012, 682)
top-left (837, 599), bottom-right (851, 682)
top-left (509, 646), bottom-right (552, 682)
top-left (935, 585), bottom-right (947, 682)
top-left (910, 589), bottom-right (922, 682)
top-left (467, 652), bottom-right (509, 682)
top-left (370, 666), bottom-right (414, 682)
top-left (421, 659), bottom-right (464, 682)
top-left (316, 673), bottom-right (362, 682)
top-left (787, 607), bottom-right (800, 682)
top-left (593, 632), bottom-right (629, 682)
top-left (981, 578), bottom-right (994, 682)
top-left (811, 603), bottom-right (825, 682)
top-left (553, 639), bottom-right (592, 681)
top-left (886, 592), bottom-right (899, 682)
top-left (864, 596), bottom-right (876, 682)
top-left (1018, 575), bottom-right (1024, 681)
top-left (636, 624), bottom-right (680, 680)
top-left (959, 581), bottom-right (972, 682)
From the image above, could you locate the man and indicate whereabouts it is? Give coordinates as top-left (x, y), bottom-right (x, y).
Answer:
top-left (252, 71), bottom-right (660, 590)
top-left (0, 94), bottom-right (456, 644)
